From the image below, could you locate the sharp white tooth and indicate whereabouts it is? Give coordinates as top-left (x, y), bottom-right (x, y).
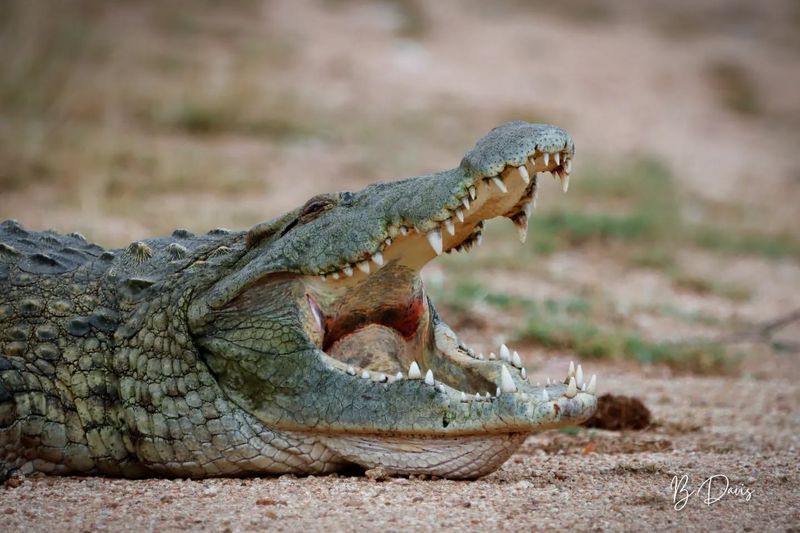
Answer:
top-left (320, 274), bottom-right (326, 281)
top-left (424, 369), bottom-right (435, 386)
top-left (475, 393), bottom-right (481, 401)
top-left (499, 344), bottom-right (511, 362)
top-left (518, 165), bottom-right (530, 184)
top-left (385, 238), bottom-right (392, 246)
top-left (377, 373), bottom-right (387, 382)
top-left (565, 377), bottom-right (577, 398)
top-left (310, 303), bottom-right (324, 331)
top-left (361, 370), bottom-right (370, 379)
top-left (543, 152), bottom-right (550, 166)
top-left (521, 368), bottom-right (527, 380)
top-left (513, 214), bottom-right (528, 243)
top-left (546, 377), bottom-right (551, 385)
top-left (512, 351), bottom-right (522, 368)
top-left (522, 201), bottom-right (533, 218)
top-left (396, 372), bottom-right (403, 380)
top-left (426, 228), bottom-right (443, 255)
top-left (542, 389), bottom-right (549, 401)
top-left (581, 383), bottom-right (587, 391)
top-left (462, 197), bottom-right (470, 210)
top-left (576, 365), bottom-right (583, 387)
top-left (400, 226), bottom-right (409, 236)
top-left (343, 265), bottom-right (353, 277)
top-left (496, 387), bottom-right (501, 397)
top-left (469, 186), bottom-right (477, 200)
top-left (346, 366), bottom-right (356, 376)
top-left (533, 188), bottom-right (539, 208)
top-left (488, 352), bottom-right (497, 360)
top-left (476, 233), bottom-right (483, 247)
top-left (372, 251), bottom-right (384, 267)
top-left (477, 353), bottom-right (485, 360)
top-left (568, 361), bottom-right (575, 379)
top-left (499, 365), bottom-right (517, 393)
top-left (554, 152), bottom-right (561, 165)
top-left (408, 361), bottom-right (422, 379)
top-left (356, 261), bottom-right (370, 274)
top-left (587, 374), bottom-right (597, 394)
top-left (461, 392), bottom-right (467, 402)
top-left (565, 159), bottom-right (572, 173)
top-left (444, 219), bottom-right (455, 236)
top-left (485, 391), bottom-right (492, 399)
top-left (455, 209), bottom-right (464, 222)
top-left (332, 272), bottom-right (340, 280)
top-left (491, 177), bottom-right (508, 193)
top-left (562, 173), bottom-right (570, 193)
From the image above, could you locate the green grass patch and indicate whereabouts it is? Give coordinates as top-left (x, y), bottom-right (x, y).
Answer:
top-left (691, 227), bottom-right (800, 260)
top-left (496, 156), bottom-right (800, 263)
top-left (670, 271), bottom-right (753, 302)
top-left (523, 158), bottom-right (683, 253)
top-left (572, 158), bottom-right (675, 204)
top-left (515, 314), bottom-right (736, 375)
top-left (631, 248), bottom-right (676, 270)
top-left (531, 211), bottom-right (661, 246)
top-left (644, 304), bottom-right (724, 328)
top-left (436, 280), bottom-right (594, 317)
top-left (707, 60), bottom-right (761, 116)
top-left (158, 100), bottom-right (316, 140)
top-left (432, 281), bottom-right (738, 375)
top-left (441, 281), bottom-right (521, 312)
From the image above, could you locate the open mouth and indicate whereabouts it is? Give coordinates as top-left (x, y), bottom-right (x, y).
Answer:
top-left (303, 144), bottom-right (586, 402)
top-left (194, 121), bottom-right (597, 478)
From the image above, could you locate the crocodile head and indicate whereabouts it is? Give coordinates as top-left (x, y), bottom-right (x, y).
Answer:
top-left (188, 121), bottom-right (597, 479)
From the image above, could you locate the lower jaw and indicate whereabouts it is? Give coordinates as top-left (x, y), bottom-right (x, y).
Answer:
top-left (316, 432), bottom-right (529, 479)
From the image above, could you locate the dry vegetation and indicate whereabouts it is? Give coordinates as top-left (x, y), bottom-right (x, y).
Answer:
top-left (1, 0), bottom-right (799, 530)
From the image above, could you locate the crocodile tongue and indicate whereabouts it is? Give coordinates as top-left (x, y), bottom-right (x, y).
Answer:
top-left (326, 324), bottom-right (410, 375)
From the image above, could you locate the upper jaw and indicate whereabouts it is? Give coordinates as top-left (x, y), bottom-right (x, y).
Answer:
top-left (198, 122), bottom-right (573, 310)
top-left (313, 125), bottom-right (574, 283)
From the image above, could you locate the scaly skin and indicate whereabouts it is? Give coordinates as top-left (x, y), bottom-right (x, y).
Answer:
top-left (0, 121), bottom-right (597, 480)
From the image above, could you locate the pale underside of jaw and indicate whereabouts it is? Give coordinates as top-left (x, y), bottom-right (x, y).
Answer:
top-left (314, 147), bottom-right (574, 282)
top-left (316, 432), bottom-right (529, 479)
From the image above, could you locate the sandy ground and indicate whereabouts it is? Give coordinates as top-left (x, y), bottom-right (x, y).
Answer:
top-left (1, 0), bottom-right (800, 531)
top-left (2, 361), bottom-right (798, 532)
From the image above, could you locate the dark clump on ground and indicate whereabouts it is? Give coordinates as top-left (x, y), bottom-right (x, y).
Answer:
top-left (582, 393), bottom-right (651, 430)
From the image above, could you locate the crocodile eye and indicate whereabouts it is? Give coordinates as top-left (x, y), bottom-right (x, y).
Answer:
top-left (299, 194), bottom-right (337, 223)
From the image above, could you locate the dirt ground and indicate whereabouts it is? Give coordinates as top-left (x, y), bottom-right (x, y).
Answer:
top-left (1, 367), bottom-right (798, 531)
top-left (1, 0), bottom-right (799, 531)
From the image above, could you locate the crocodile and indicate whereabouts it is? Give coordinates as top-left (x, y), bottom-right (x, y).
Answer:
top-left (0, 121), bottom-right (597, 480)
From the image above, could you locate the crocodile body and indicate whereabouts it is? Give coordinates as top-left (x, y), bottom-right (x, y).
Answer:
top-left (0, 121), bottom-right (597, 479)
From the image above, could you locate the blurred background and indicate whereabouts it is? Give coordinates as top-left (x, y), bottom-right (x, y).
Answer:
top-left (1, 0), bottom-right (799, 378)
